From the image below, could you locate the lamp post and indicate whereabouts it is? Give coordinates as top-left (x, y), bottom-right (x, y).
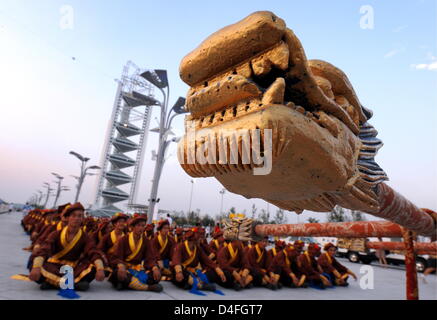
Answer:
top-left (30, 193), bottom-right (38, 206)
top-left (69, 151), bottom-right (100, 203)
top-left (42, 182), bottom-right (53, 208)
top-left (188, 179), bottom-right (195, 215)
top-left (37, 190), bottom-right (43, 206)
top-left (141, 69), bottom-right (187, 224)
top-left (51, 172), bottom-right (64, 208)
top-left (219, 188), bottom-right (226, 216)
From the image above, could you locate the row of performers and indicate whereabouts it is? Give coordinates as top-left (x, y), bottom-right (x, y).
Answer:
top-left (22, 202), bottom-right (357, 293)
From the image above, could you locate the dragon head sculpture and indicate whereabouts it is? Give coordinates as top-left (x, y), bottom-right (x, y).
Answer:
top-left (177, 11), bottom-right (388, 216)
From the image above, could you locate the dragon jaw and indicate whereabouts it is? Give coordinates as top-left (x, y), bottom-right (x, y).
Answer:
top-left (177, 11), bottom-right (388, 214)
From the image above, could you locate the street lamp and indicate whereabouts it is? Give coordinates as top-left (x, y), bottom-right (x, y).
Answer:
top-left (42, 182), bottom-right (53, 208)
top-left (219, 188), bottom-right (226, 216)
top-left (187, 180), bottom-right (195, 215)
top-left (30, 193), bottom-right (38, 206)
top-left (37, 190), bottom-right (43, 206)
top-left (51, 172), bottom-right (64, 208)
top-left (69, 151), bottom-right (101, 202)
top-left (141, 69), bottom-right (187, 223)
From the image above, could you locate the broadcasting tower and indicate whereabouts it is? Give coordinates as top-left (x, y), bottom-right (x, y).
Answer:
top-left (92, 61), bottom-right (160, 216)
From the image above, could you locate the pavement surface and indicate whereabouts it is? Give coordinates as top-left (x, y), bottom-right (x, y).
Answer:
top-left (1, 211), bottom-right (436, 300)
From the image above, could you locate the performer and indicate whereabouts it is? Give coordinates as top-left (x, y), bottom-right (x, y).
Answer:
top-left (294, 240), bottom-right (305, 254)
top-left (151, 220), bottom-right (175, 279)
top-left (28, 203), bottom-right (106, 291)
top-left (30, 210), bottom-right (57, 244)
top-left (97, 213), bottom-right (129, 265)
top-left (297, 243), bottom-right (331, 289)
top-left (21, 209), bottom-right (35, 232)
top-left (266, 240), bottom-right (287, 270)
top-left (242, 240), bottom-right (253, 251)
top-left (25, 209), bottom-right (46, 234)
top-left (245, 237), bottom-right (276, 289)
top-left (108, 215), bottom-right (162, 292)
top-left (318, 243), bottom-right (357, 286)
top-left (83, 216), bottom-right (98, 235)
top-left (208, 230), bottom-right (226, 260)
top-left (171, 228), bottom-right (226, 292)
top-left (145, 223), bottom-right (155, 240)
top-left (91, 220), bottom-right (111, 245)
top-left (269, 245), bottom-right (307, 288)
top-left (197, 227), bottom-right (214, 259)
top-left (31, 204), bottom-right (71, 250)
top-left (216, 239), bottom-right (251, 290)
top-left (174, 227), bottom-right (184, 244)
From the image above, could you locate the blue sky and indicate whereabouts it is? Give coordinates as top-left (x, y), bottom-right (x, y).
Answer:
top-left (0, 0), bottom-right (436, 222)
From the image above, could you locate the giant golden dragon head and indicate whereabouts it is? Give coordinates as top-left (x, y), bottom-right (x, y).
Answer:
top-left (177, 11), bottom-right (388, 216)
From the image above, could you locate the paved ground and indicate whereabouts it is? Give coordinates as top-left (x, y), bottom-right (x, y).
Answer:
top-left (1, 212), bottom-right (436, 300)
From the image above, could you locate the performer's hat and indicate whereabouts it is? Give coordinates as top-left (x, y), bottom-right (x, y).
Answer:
top-left (57, 203), bottom-right (71, 215)
top-left (175, 227), bottom-right (184, 235)
top-left (294, 240), bottom-right (305, 247)
top-left (145, 223), bottom-right (155, 231)
top-left (185, 227), bottom-right (198, 240)
top-left (129, 215), bottom-right (148, 227)
top-left (111, 212), bottom-right (129, 224)
top-left (157, 219), bottom-right (170, 231)
top-left (323, 242), bottom-right (337, 251)
top-left (61, 203), bottom-right (85, 218)
top-left (308, 243), bottom-right (321, 252)
top-left (285, 245), bottom-right (296, 253)
top-left (275, 240), bottom-right (287, 250)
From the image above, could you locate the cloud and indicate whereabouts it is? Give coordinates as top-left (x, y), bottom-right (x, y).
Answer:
top-left (411, 61), bottom-right (437, 71)
top-left (393, 25), bottom-right (408, 33)
top-left (384, 48), bottom-right (403, 58)
top-left (411, 52), bottom-right (437, 71)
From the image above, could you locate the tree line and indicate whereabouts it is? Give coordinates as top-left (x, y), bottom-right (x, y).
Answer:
top-left (170, 204), bottom-right (366, 227)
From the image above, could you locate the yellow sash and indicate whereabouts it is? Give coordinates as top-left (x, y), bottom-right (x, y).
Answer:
top-left (174, 235), bottom-right (178, 243)
top-left (325, 252), bottom-right (332, 265)
top-left (255, 244), bottom-right (264, 263)
top-left (158, 233), bottom-right (168, 254)
top-left (108, 230), bottom-right (123, 255)
top-left (182, 240), bottom-right (197, 267)
top-left (304, 251), bottom-right (311, 265)
top-left (283, 249), bottom-right (291, 266)
top-left (228, 244), bottom-right (239, 264)
top-left (98, 230), bottom-right (103, 242)
top-left (56, 222), bottom-right (63, 231)
top-left (272, 248), bottom-right (277, 256)
top-left (126, 232), bottom-right (143, 262)
top-left (214, 239), bottom-right (220, 250)
top-left (49, 227), bottom-right (83, 262)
